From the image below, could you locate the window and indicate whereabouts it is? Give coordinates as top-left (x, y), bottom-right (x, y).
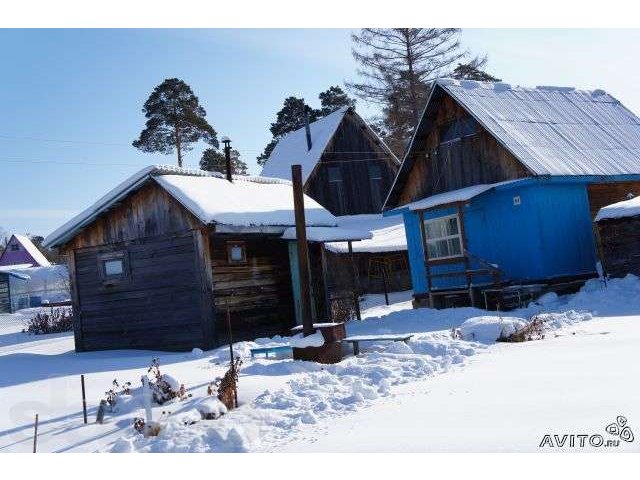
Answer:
top-left (226, 241), bottom-right (246, 264)
top-left (104, 259), bottom-right (124, 276)
top-left (10, 243), bottom-right (20, 251)
top-left (98, 251), bottom-right (129, 284)
top-left (328, 166), bottom-right (346, 214)
top-left (369, 163), bottom-right (383, 210)
top-left (423, 215), bottom-right (464, 260)
top-left (439, 117), bottom-right (478, 145)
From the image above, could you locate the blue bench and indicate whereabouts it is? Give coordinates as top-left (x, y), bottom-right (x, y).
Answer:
top-left (249, 345), bottom-right (292, 359)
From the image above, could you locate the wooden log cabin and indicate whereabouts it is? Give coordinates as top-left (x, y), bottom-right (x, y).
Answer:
top-left (594, 196), bottom-right (640, 278)
top-left (43, 166), bottom-right (337, 352)
top-left (261, 107), bottom-right (411, 297)
top-left (383, 78), bottom-right (640, 309)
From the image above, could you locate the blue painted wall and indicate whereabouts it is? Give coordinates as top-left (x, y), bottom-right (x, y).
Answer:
top-left (401, 177), bottom-right (604, 295)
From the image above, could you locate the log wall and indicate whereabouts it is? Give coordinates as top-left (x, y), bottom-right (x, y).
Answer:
top-left (210, 234), bottom-right (295, 342)
top-left (396, 94), bottom-right (530, 206)
top-left (597, 217), bottom-right (640, 278)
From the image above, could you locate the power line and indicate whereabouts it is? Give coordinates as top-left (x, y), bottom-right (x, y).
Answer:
top-left (0, 134), bottom-right (132, 147)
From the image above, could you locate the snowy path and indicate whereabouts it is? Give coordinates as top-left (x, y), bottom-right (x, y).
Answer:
top-left (280, 315), bottom-right (640, 452)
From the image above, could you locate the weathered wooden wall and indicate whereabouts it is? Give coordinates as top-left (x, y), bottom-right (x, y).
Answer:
top-left (210, 234), bottom-right (295, 342)
top-left (597, 217), bottom-right (640, 278)
top-left (395, 94), bottom-right (530, 206)
top-left (63, 181), bottom-right (215, 352)
top-left (324, 250), bottom-right (411, 295)
top-left (65, 181), bottom-right (202, 250)
top-left (588, 182), bottom-right (640, 219)
top-left (72, 231), bottom-right (213, 351)
top-left (306, 112), bottom-right (398, 215)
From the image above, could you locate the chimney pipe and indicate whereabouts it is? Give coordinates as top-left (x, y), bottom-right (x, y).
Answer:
top-left (222, 136), bottom-right (232, 182)
top-left (304, 105), bottom-right (312, 151)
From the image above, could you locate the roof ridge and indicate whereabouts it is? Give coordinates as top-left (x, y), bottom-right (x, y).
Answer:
top-left (437, 77), bottom-right (611, 97)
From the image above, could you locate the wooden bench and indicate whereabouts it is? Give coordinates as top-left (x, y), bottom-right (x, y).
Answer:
top-left (342, 334), bottom-right (413, 356)
top-left (249, 345), bottom-right (292, 359)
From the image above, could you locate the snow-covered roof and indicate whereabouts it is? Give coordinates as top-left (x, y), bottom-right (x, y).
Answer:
top-left (44, 165), bottom-right (336, 248)
top-left (155, 175), bottom-right (335, 229)
top-left (260, 107), bottom-right (398, 183)
top-left (260, 107), bottom-right (349, 183)
top-left (325, 214), bottom-right (407, 254)
top-left (405, 180), bottom-right (524, 212)
top-left (438, 78), bottom-right (640, 176)
top-left (595, 195), bottom-right (640, 222)
top-left (281, 226), bottom-right (372, 243)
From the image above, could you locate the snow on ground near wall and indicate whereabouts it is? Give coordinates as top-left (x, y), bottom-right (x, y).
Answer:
top-left (1, 277), bottom-right (639, 452)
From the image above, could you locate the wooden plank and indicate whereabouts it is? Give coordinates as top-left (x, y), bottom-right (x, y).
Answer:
top-left (67, 250), bottom-right (85, 351)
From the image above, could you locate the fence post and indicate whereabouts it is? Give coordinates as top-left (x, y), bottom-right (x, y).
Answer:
top-left (382, 269), bottom-right (390, 306)
top-left (80, 374), bottom-right (87, 424)
top-left (32, 414), bottom-right (39, 453)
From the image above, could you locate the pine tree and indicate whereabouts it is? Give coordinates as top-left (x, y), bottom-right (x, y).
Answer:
top-left (133, 78), bottom-right (218, 167)
top-left (347, 28), bottom-right (467, 157)
top-left (451, 56), bottom-right (501, 82)
top-left (318, 86), bottom-right (356, 116)
top-left (200, 148), bottom-right (248, 175)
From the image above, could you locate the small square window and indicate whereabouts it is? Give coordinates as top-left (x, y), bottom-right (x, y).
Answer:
top-left (104, 259), bottom-right (124, 276)
top-left (10, 244), bottom-right (20, 251)
top-left (226, 242), bottom-right (246, 264)
top-left (98, 251), bottom-right (129, 284)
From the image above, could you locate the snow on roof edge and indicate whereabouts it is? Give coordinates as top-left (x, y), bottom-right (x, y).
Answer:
top-left (595, 196), bottom-right (640, 222)
top-left (43, 165), bottom-right (305, 248)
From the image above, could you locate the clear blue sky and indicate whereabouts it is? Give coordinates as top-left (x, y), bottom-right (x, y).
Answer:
top-left (2, 28), bottom-right (640, 238)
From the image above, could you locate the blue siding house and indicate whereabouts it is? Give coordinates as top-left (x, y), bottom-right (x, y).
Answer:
top-left (384, 79), bottom-right (640, 308)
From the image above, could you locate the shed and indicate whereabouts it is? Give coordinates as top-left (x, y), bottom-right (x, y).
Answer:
top-left (43, 165), bottom-right (338, 352)
top-left (594, 196), bottom-right (640, 278)
top-left (261, 107), bottom-right (400, 216)
top-left (384, 78), bottom-right (640, 309)
top-left (261, 107), bottom-right (410, 295)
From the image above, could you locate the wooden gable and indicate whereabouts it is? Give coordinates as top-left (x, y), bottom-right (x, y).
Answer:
top-left (388, 88), bottom-right (531, 208)
top-left (304, 110), bottom-right (399, 215)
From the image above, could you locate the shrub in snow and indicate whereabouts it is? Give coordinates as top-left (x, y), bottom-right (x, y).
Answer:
top-left (459, 316), bottom-right (527, 344)
top-left (23, 307), bottom-right (73, 335)
top-left (147, 358), bottom-right (191, 405)
top-left (209, 357), bottom-right (242, 410)
top-left (104, 379), bottom-right (132, 411)
top-left (497, 315), bottom-right (546, 342)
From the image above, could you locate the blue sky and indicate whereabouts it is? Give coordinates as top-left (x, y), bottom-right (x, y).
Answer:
top-left (2, 28), bottom-right (640, 238)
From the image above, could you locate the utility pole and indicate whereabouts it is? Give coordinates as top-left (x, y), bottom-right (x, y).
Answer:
top-left (291, 164), bottom-right (314, 336)
top-left (222, 136), bottom-right (233, 182)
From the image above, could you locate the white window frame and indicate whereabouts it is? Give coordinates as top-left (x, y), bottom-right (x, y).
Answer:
top-left (423, 214), bottom-right (464, 261)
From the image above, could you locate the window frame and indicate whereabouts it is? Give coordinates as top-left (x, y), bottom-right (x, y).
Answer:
top-left (423, 214), bottom-right (465, 261)
top-left (438, 117), bottom-right (478, 146)
top-left (10, 243), bottom-right (20, 251)
top-left (97, 251), bottom-right (130, 285)
top-left (226, 241), bottom-right (247, 264)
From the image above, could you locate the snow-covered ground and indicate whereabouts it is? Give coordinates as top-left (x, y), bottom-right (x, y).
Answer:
top-left (1, 278), bottom-right (639, 453)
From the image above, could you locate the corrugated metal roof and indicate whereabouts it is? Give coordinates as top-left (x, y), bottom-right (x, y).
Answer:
top-left (438, 78), bottom-right (640, 176)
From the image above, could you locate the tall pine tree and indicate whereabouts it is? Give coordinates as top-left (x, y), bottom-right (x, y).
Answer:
top-left (451, 56), bottom-right (501, 82)
top-left (347, 29), bottom-right (467, 157)
top-left (200, 148), bottom-right (247, 175)
top-left (133, 78), bottom-right (218, 167)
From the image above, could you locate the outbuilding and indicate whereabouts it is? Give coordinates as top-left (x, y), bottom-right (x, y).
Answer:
top-left (384, 79), bottom-right (640, 309)
top-left (43, 165), bottom-right (338, 352)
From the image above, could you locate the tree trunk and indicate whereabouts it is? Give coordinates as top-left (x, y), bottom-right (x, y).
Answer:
top-left (174, 122), bottom-right (183, 168)
top-left (404, 31), bottom-right (420, 127)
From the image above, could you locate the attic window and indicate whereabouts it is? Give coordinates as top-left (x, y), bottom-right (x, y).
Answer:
top-left (227, 241), bottom-right (246, 264)
top-left (10, 244), bottom-right (20, 251)
top-left (439, 117), bottom-right (478, 144)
